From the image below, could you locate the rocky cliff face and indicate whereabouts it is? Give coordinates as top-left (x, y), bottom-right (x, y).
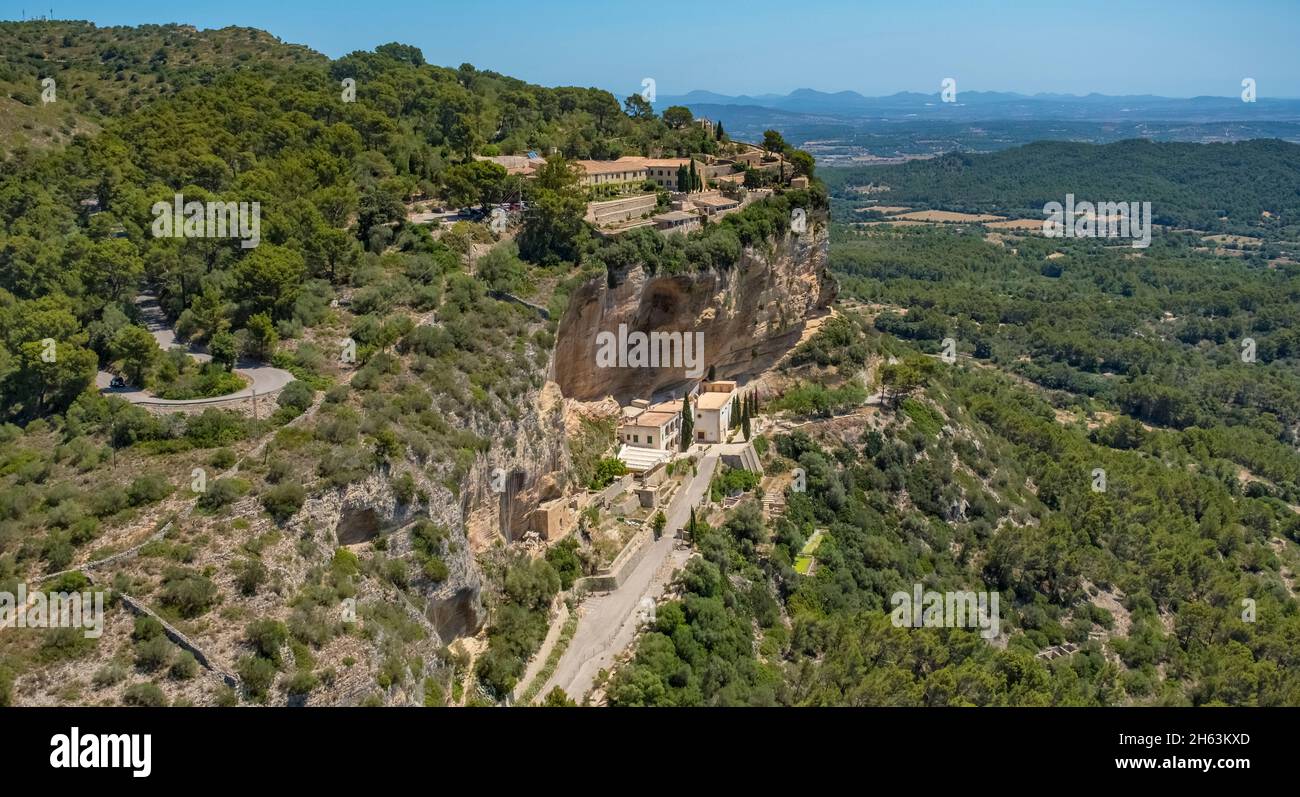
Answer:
top-left (291, 468), bottom-right (485, 646)
top-left (462, 379), bottom-right (571, 550)
top-left (552, 225), bottom-right (836, 402)
top-left (288, 225), bottom-right (834, 656)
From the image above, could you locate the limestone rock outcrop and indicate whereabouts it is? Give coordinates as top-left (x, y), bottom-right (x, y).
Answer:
top-left (552, 226), bottom-right (836, 402)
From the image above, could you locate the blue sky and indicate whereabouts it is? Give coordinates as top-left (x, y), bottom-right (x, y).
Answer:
top-left (4, 0), bottom-right (1299, 97)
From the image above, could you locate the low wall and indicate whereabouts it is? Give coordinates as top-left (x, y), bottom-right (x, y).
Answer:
top-left (575, 527), bottom-right (653, 593)
top-left (720, 442), bottom-right (763, 473)
top-left (135, 386), bottom-right (286, 416)
top-left (118, 593), bottom-right (239, 688)
top-left (586, 194), bottom-right (657, 225)
top-left (593, 474), bottom-right (633, 508)
top-left (487, 290), bottom-right (550, 320)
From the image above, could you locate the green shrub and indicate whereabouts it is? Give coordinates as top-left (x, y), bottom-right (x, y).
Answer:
top-left (232, 558), bottom-right (268, 596)
top-left (197, 477), bottom-right (248, 511)
top-left (422, 556), bottom-right (449, 582)
top-left (158, 567), bottom-right (219, 618)
top-left (283, 670), bottom-right (319, 696)
top-left (288, 605), bottom-right (336, 648)
top-left (92, 663), bottom-right (127, 689)
top-left (122, 682), bottom-right (167, 707)
top-left (133, 635), bottom-right (173, 672)
top-left (209, 448), bottom-right (238, 469)
top-left (383, 557), bottom-right (409, 588)
top-left (184, 409), bottom-right (247, 448)
top-left (277, 380), bottom-right (315, 413)
top-left (261, 482), bottom-right (306, 523)
top-left (126, 472), bottom-right (171, 506)
top-left (214, 685), bottom-right (239, 707)
top-left (236, 655), bottom-right (277, 701)
top-left (132, 615), bottom-right (165, 642)
top-left (545, 538), bottom-right (582, 590)
top-left (245, 619), bottom-right (289, 665)
top-left (170, 650), bottom-right (199, 680)
top-left (588, 457), bottom-right (629, 490)
top-left (423, 677), bottom-right (445, 707)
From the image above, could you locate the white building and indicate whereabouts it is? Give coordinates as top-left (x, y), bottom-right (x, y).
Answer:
top-left (619, 400), bottom-right (682, 451)
top-left (692, 380), bottom-right (737, 444)
top-left (616, 399), bottom-right (684, 472)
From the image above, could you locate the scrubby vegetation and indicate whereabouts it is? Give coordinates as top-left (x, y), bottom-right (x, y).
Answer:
top-left (609, 214), bottom-right (1300, 706)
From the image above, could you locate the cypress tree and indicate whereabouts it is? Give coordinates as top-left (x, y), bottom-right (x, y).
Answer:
top-left (680, 395), bottom-right (693, 451)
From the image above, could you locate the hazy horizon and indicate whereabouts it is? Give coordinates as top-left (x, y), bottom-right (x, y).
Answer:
top-left (4, 0), bottom-right (1299, 99)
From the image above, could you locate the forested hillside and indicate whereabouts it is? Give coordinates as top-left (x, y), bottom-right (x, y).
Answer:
top-left (0, 21), bottom-right (324, 154)
top-left (0, 23), bottom-right (732, 422)
top-left (824, 139), bottom-right (1300, 239)
top-left (610, 227), bottom-right (1300, 705)
top-left (5, 18), bottom-right (1299, 710)
top-left (0, 21), bottom-right (814, 707)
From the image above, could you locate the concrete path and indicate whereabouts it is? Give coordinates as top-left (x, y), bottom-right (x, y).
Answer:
top-left (541, 451), bottom-right (718, 702)
top-left (95, 293), bottom-right (293, 407)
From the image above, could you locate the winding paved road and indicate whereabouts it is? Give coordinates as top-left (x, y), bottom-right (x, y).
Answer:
top-left (95, 294), bottom-right (293, 407)
top-left (540, 451), bottom-right (718, 703)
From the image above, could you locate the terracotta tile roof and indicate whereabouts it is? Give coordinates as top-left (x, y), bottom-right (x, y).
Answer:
top-left (696, 391), bottom-right (733, 410)
top-left (625, 410), bottom-right (677, 428)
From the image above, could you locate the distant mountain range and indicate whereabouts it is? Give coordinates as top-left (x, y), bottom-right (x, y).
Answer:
top-left (654, 88), bottom-right (1300, 122)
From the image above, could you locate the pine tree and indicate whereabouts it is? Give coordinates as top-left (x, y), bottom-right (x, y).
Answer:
top-left (676, 164), bottom-right (689, 192)
top-left (731, 396), bottom-right (740, 429)
top-left (688, 160), bottom-right (699, 192)
top-left (715, 121), bottom-right (725, 141)
top-left (742, 412), bottom-right (751, 440)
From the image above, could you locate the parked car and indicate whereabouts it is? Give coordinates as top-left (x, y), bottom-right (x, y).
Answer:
top-left (110, 376), bottom-right (126, 388)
